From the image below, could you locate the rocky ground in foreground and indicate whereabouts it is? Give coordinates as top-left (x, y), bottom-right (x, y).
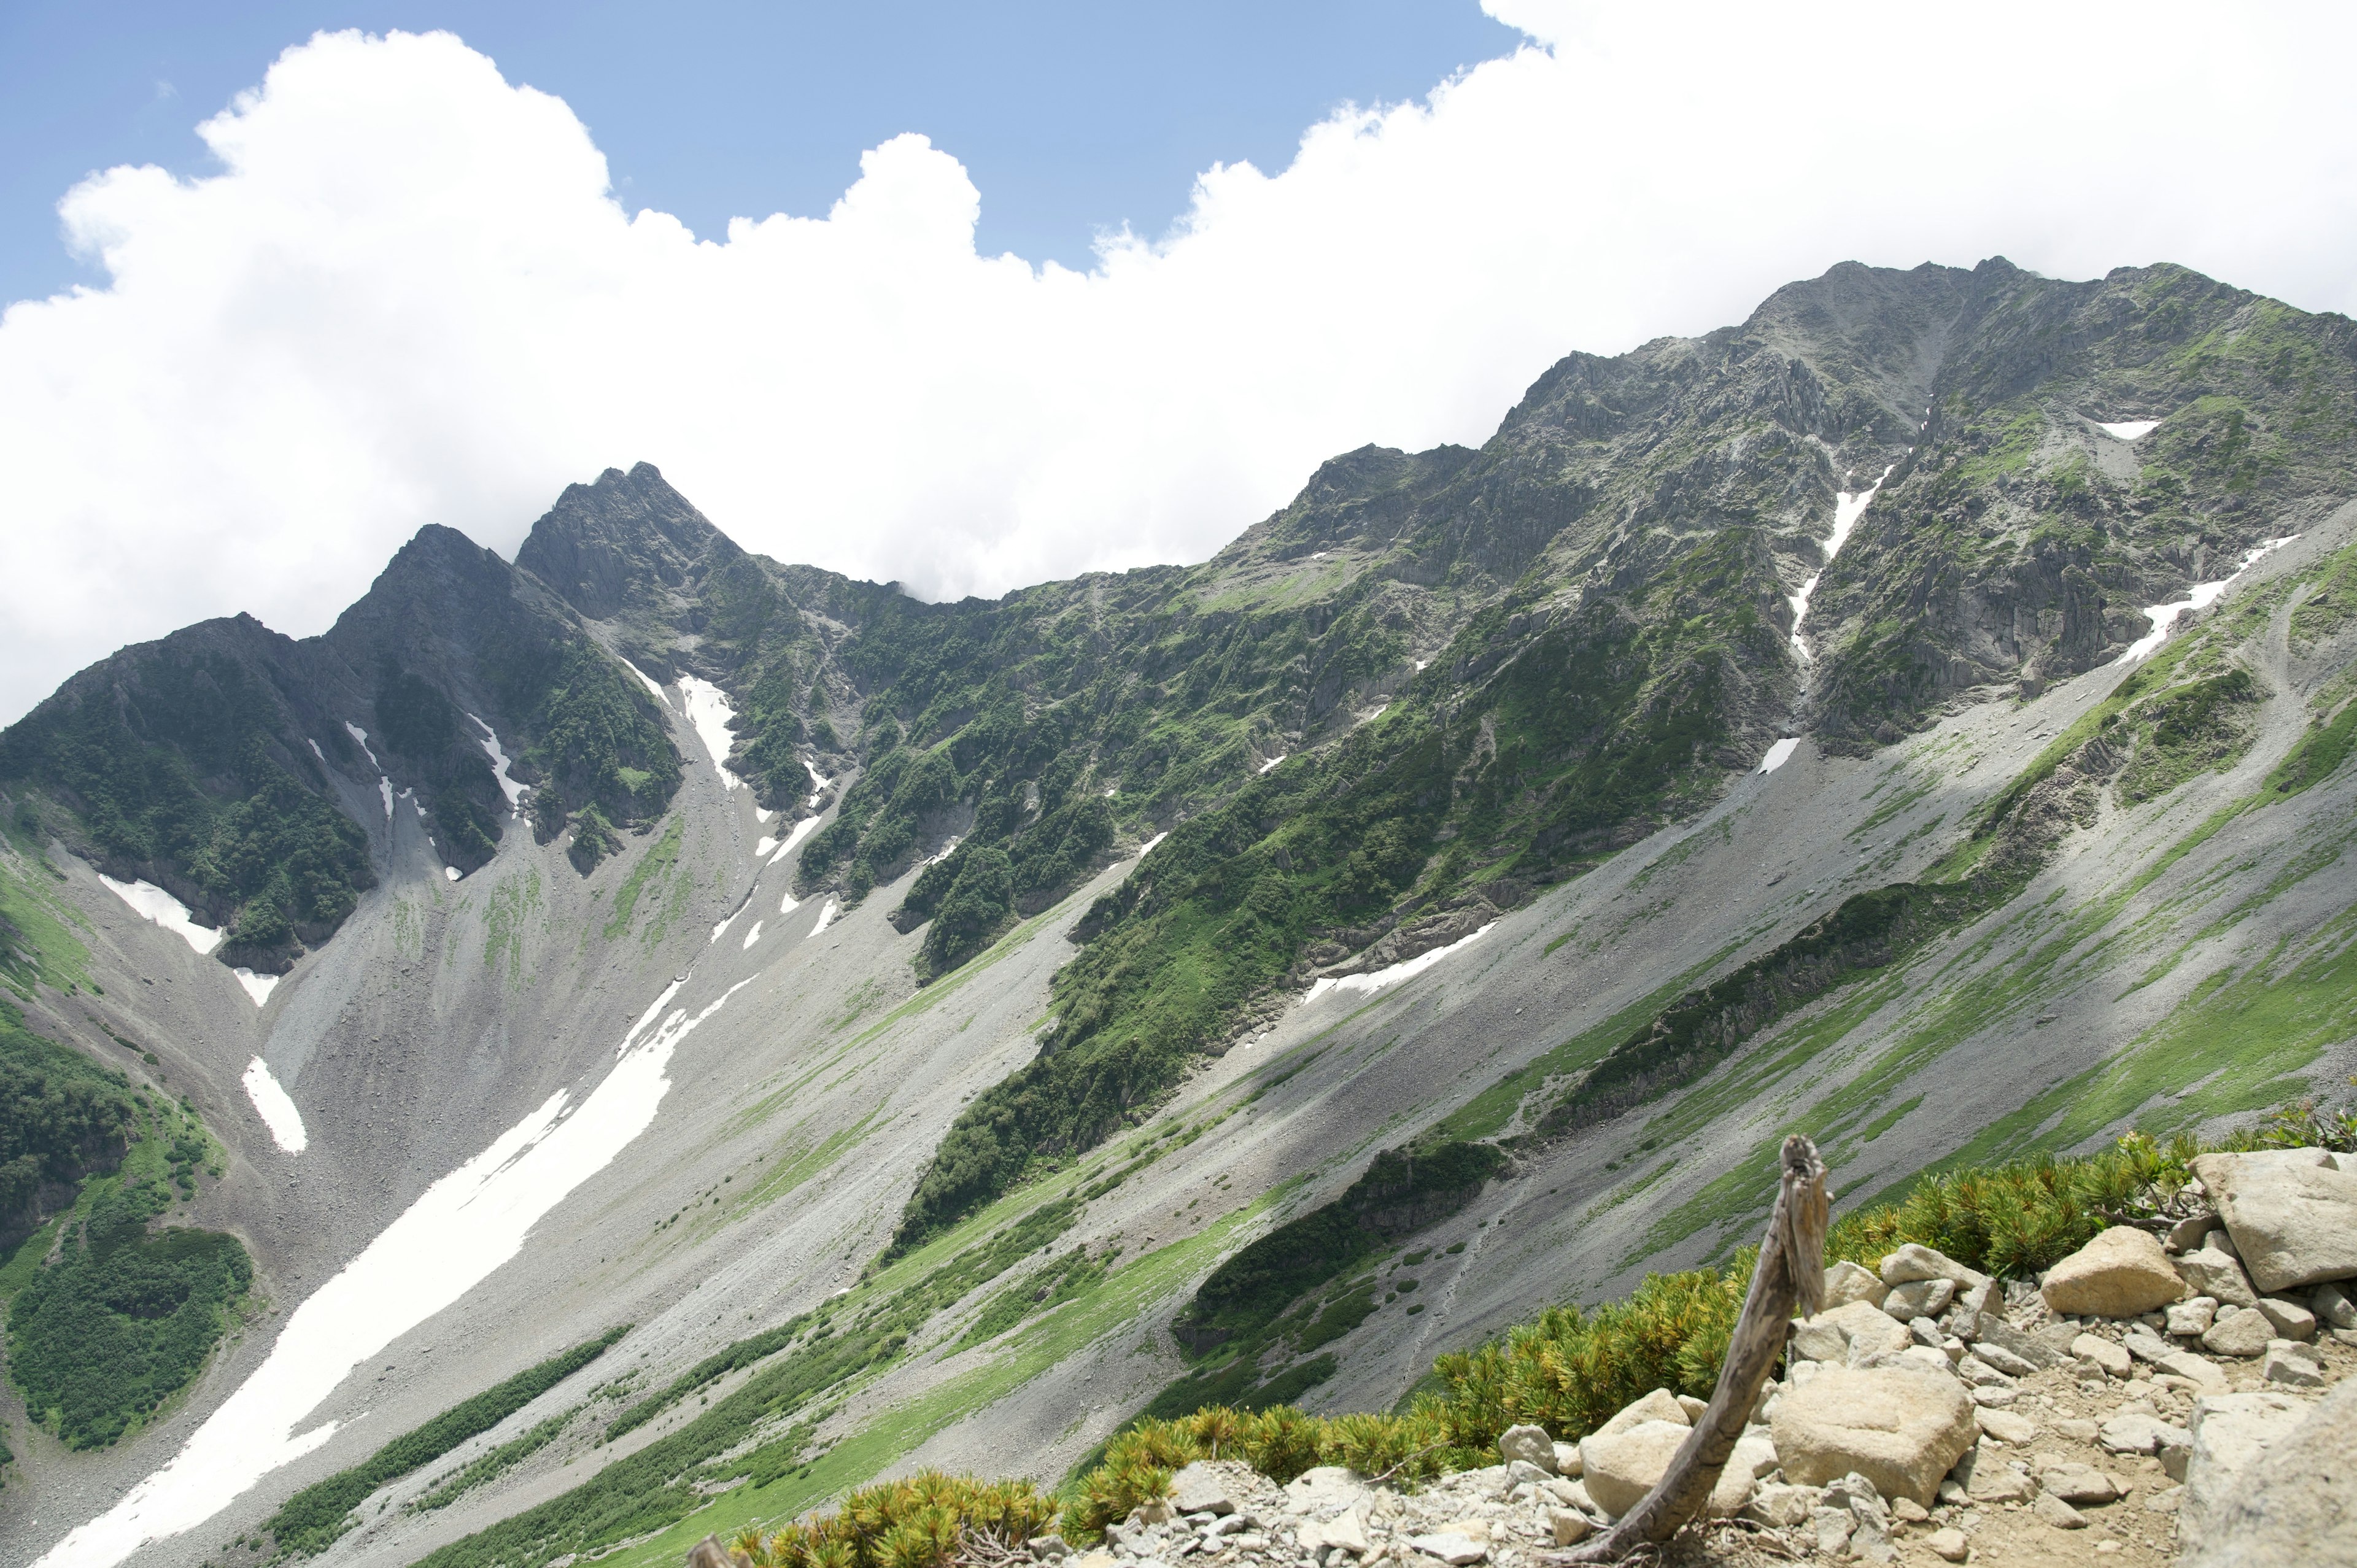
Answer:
top-left (1043, 1148), bottom-right (2357, 1568)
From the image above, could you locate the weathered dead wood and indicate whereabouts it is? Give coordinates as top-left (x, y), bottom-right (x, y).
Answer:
top-left (1549, 1133), bottom-right (1830, 1563)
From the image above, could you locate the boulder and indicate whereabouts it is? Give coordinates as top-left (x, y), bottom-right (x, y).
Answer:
top-left (1975, 1407), bottom-right (2037, 1445)
top-left (1546, 1509), bottom-right (1590, 1548)
top-left (2167, 1296), bottom-right (2220, 1335)
top-left (1496, 1424), bottom-right (1555, 1473)
top-left (2181, 1377), bottom-right (2357, 1568)
top-left (1283, 1467), bottom-right (1370, 1519)
top-left (2032, 1491), bottom-right (2088, 1529)
top-left (1590, 1386), bottom-right (1688, 1439)
top-left (1880, 1243), bottom-right (1986, 1288)
top-left (1790, 1299), bottom-right (1912, 1365)
top-left (1743, 1483), bottom-right (1816, 1528)
top-left (2262, 1342), bottom-right (2325, 1388)
top-left (1972, 1313), bottom-right (2065, 1370)
top-left (1167, 1461), bottom-right (1242, 1516)
top-left (2098, 1410), bottom-right (2190, 1455)
top-left (2038, 1462), bottom-right (2120, 1504)
top-left (2203, 1305), bottom-right (2275, 1358)
top-left (1704, 1431), bottom-right (1779, 1517)
top-left (1301, 1507), bottom-right (1369, 1558)
top-left (1884, 1278), bottom-right (1954, 1319)
top-left (1550, 1442), bottom-right (1582, 1477)
top-left (2039, 1226), bottom-right (2185, 1316)
top-left (2192, 1151), bottom-right (2357, 1292)
top-left (1768, 1365), bottom-right (1976, 1505)
top-left (1405, 1533), bottom-right (1485, 1566)
top-left (2071, 1333), bottom-right (2131, 1377)
top-left (1972, 1340), bottom-right (2038, 1378)
top-left (2179, 1389), bottom-right (2318, 1560)
top-left (1823, 1259), bottom-right (1889, 1310)
top-left (2256, 1296), bottom-right (2317, 1341)
top-left (1926, 1525), bottom-right (1970, 1562)
top-left (1822, 1473), bottom-right (1894, 1566)
top-left (2176, 1246), bottom-right (2259, 1308)
top-left (2313, 1280), bottom-right (2357, 1330)
top-left (1957, 1448), bottom-right (2034, 1502)
top-left (1503, 1459), bottom-right (1552, 1488)
top-left (1577, 1420), bottom-right (1687, 1518)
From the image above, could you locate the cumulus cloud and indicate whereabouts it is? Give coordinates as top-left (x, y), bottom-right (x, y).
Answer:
top-left (3, 3), bottom-right (2353, 721)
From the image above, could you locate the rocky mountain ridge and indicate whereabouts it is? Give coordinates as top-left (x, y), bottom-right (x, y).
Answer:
top-left (0, 257), bottom-right (2351, 1568)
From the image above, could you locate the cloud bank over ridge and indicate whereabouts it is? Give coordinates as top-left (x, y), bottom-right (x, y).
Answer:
top-left (3, 1), bottom-right (2353, 722)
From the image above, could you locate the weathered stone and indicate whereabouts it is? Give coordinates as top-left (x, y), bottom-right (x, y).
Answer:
top-left (2181, 1377), bottom-right (2357, 1568)
top-left (1304, 1507), bottom-right (1369, 1559)
top-left (2038, 1461), bottom-right (2120, 1504)
top-left (2177, 1246), bottom-right (2260, 1308)
top-left (1973, 1313), bottom-right (2070, 1370)
top-left (1968, 1340), bottom-right (2037, 1378)
top-left (1503, 1459), bottom-right (1552, 1488)
top-left (2071, 1333), bottom-right (2131, 1377)
top-left (1541, 1477), bottom-right (1596, 1515)
top-left (2167, 1296), bottom-right (2220, 1335)
top-left (1703, 1431), bottom-right (1779, 1517)
top-left (2040, 1226), bottom-right (2186, 1317)
top-left (1822, 1473), bottom-right (1894, 1566)
top-left (1881, 1243), bottom-right (1986, 1289)
top-left (1969, 1385), bottom-right (2017, 1408)
top-left (2261, 1342), bottom-right (2325, 1388)
top-left (1577, 1421), bottom-right (1687, 1518)
top-left (1809, 1507), bottom-right (1854, 1558)
top-left (1769, 1365), bottom-right (1976, 1505)
top-left (2255, 1296), bottom-right (2317, 1341)
top-left (2313, 1280), bottom-right (2357, 1330)
top-left (1927, 1525), bottom-right (1970, 1562)
top-left (1496, 1423), bottom-right (1555, 1472)
top-left (1899, 1344), bottom-right (1956, 1377)
top-left (1406, 1532), bottom-right (1484, 1566)
top-left (1590, 1386), bottom-right (1688, 1439)
top-left (2202, 1305), bottom-right (2275, 1358)
top-left (1674, 1393), bottom-right (1708, 1423)
top-left (2097, 1410), bottom-right (2189, 1455)
top-left (2032, 1491), bottom-right (2088, 1529)
top-left (1975, 1407), bottom-right (2037, 1445)
top-left (1283, 1468), bottom-right (1369, 1520)
top-left (2168, 1210), bottom-right (2222, 1253)
top-left (2193, 1150), bottom-right (2357, 1292)
top-left (1958, 1448), bottom-right (2034, 1502)
top-left (1743, 1483), bottom-right (1816, 1528)
top-left (1546, 1509), bottom-right (1590, 1547)
top-left (1168, 1462), bottom-right (1241, 1516)
top-left (1029, 1535), bottom-right (1072, 1561)
top-left (1823, 1259), bottom-right (1889, 1310)
top-left (1884, 1277), bottom-right (1955, 1319)
top-left (2179, 1389), bottom-right (2316, 1560)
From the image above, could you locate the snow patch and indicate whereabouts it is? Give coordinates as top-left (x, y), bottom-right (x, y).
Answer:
top-left (1360, 705), bottom-right (1387, 724)
top-left (803, 757), bottom-right (832, 808)
top-left (1789, 465), bottom-right (1894, 664)
top-left (231, 968), bottom-right (279, 1006)
top-left (1306, 923), bottom-right (1495, 1003)
top-left (306, 738), bottom-right (325, 763)
top-left (770, 815), bottom-right (822, 865)
top-left (2115, 536), bottom-right (2299, 664)
top-left (741, 920), bottom-right (764, 950)
top-left (342, 722), bottom-right (379, 768)
top-left (98, 875), bottom-right (224, 955)
top-left (377, 778), bottom-right (393, 821)
top-left (754, 835), bottom-right (779, 859)
top-left (1758, 738), bottom-right (1802, 775)
top-left (757, 807), bottom-right (777, 824)
top-left (922, 835), bottom-right (962, 867)
top-left (808, 897), bottom-right (841, 937)
top-left (676, 676), bottom-right (743, 790)
top-left (1258, 754), bottom-right (1287, 774)
top-left (241, 1059), bottom-right (307, 1154)
top-left (443, 867), bottom-right (460, 882)
top-left (466, 714), bottom-right (526, 815)
top-left (1137, 832), bottom-right (1169, 860)
top-left (34, 978), bottom-right (751, 1568)
top-left (778, 890), bottom-right (801, 916)
top-left (2096, 419), bottom-right (2160, 441)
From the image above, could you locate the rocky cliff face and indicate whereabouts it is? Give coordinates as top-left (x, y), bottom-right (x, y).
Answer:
top-left (2, 258), bottom-right (2355, 1568)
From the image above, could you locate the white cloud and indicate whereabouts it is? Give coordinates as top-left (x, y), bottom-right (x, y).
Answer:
top-left (4, 6), bottom-right (2353, 723)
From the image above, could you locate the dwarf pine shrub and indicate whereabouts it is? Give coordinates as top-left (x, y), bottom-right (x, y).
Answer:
top-left (732, 1472), bottom-right (1056, 1568)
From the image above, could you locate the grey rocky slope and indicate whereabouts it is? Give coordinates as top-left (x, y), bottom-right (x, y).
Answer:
top-left (0, 257), bottom-right (2353, 1567)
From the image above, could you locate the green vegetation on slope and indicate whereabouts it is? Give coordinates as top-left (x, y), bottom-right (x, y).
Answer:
top-left (262, 1324), bottom-right (629, 1557)
top-left (0, 998), bottom-right (136, 1246)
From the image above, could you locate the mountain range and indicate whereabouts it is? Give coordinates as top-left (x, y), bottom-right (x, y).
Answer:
top-left (1, 255), bottom-right (2353, 1568)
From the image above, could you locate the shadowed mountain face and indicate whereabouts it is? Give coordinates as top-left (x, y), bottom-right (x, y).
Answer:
top-left (3, 258), bottom-right (2356, 1568)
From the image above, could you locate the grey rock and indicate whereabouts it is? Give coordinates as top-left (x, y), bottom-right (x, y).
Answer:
top-left (1502, 1458), bottom-right (1552, 1488)
top-left (2181, 1377), bottom-right (2357, 1568)
top-left (2038, 1462), bottom-right (2119, 1504)
top-left (1973, 1311), bottom-right (2070, 1370)
top-left (2031, 1491), bottom-right (2087, 1529)
top-left (2070, 1333), bottom-right (2131, 1377)
top-left (1743, 1483), bottom-right (1816, 1528)
top-left (2167, 1209), bottom-right (2222, 1252)
top-left (1823, 1259), bottom-right (1890, 1310)
top-left (1168, 1462), bottom-right (1239, 1516)
top-left (2192, 1150), bottom-right (2357, 1293)
top-left (2256, 1295), bottom-right (2317, 1341)
top-left (1880, 1243), bottom-right (1985, 1289)
top-left (2261, 1342), bottom-right (2325, 1388)
top-left (2203, 1305), bottom-right (2275, 1358)
top-left (1884, 1277), bottom-right (1955, 1319)
top-left (1969, 1339), bottom-right (2038, 1378)
top-left (2098, 1410), bottom-right (2189, 1455)
top-left (2175, 1247), bottom-right (2259, 1308)
top-left (1496, 1423), bottom-right (1555, 1473)
top-left (2167, 1296), bottom-right (2220, 1335)
top-left (2180, 1388), bottom-right (2320, 1561)
top-left (2313, 1280), bottom-right (2357, 1330)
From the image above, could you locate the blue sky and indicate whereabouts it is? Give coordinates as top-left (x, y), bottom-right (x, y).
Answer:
top-left (0, 1), bottom-right (1517, 308)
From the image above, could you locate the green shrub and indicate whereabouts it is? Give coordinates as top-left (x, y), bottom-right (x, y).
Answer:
top-left (732, 1472), bottom-right (1057, 1568)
